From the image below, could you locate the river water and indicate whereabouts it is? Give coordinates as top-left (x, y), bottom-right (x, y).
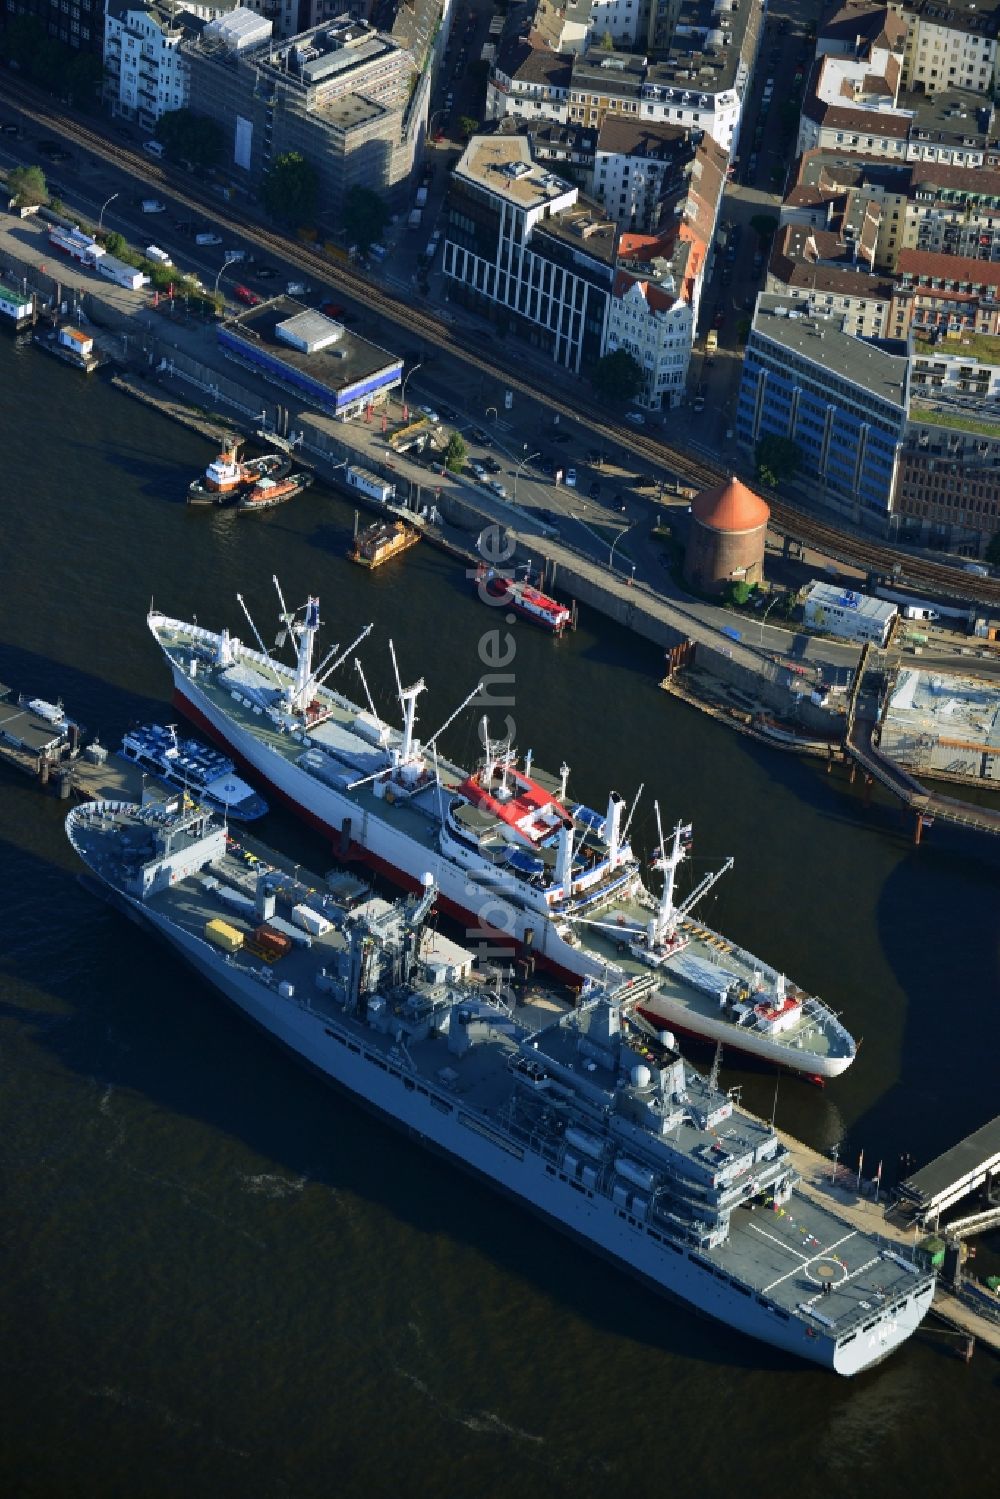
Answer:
top-left (1, 334), bottom-right (998, 1498)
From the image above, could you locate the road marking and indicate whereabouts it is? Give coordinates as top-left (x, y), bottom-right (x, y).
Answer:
top-left (762, 1230), bottom-right (857, 1293)
top-left (749, 1222), bottom-right (809, 1260)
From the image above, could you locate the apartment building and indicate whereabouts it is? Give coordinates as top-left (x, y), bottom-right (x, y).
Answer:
top-left (104, 1), bottom-right (215, 127)
top-left (488, 0), bottom-right (762, 152)
top-left (603, 131), bottom-right (724, 406)
top-left (591, 116), bottom-right (695, 230)
top-left (766, 223), bottom-right (898, 335)
top-left (182, 14), bottom-right (422, 212)
top-left (897, 0), bottom-right (1000, 96)
top-left (891, 248), bottom-right (1000, 334)
top-left (441, 134), bottom-right (617, 372)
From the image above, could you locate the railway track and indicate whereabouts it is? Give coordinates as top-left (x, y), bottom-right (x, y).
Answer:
top-left (6, 80), bottom-right (1000, 610)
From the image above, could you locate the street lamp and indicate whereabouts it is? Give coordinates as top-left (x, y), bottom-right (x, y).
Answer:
top-left (213, 252), bottom-right (240, 298)
top-left (98, 192), bottom-right (118, 231)
top-left (401, 360), bottom-right (423, 415)
top-left (513, 449), bottom-right (540, 506)
top-left (608, 522), bottom-right (632, 572)
top-left (758, 592), bottom-right (782, 648)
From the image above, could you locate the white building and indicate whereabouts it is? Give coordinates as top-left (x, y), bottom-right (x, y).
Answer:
top-left (104, 1), bottom-right (219, 127)
top-left (604, 266), bottom-right (694, 409)
top-left (803, 581), bottom-right (898, 645)
top-left (591, 116), bottom-right (692, 231)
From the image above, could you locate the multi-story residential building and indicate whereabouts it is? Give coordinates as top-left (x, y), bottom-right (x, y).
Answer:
top-left (105, 1), bottom-right (217, 128)
top-left (4, 0), bottom-right (106, 58)
top-left (182, 14), bottom-right (423, 213)
top-left (603, 131), bottom-right (725, 406)
top-left (592, 117), bottom-right (697, 231)
top-left (606, 243), bottom-right (695, 409)
top-left (890, 248), bottom-right (1000, 335)
top-left (487, 29), bottom-right (574, 124)
top-left (766, 223), bottom-right (898, 336)
top-left (488, 0), bottom-right (763, 153)
top-left (781, 147), bottom-right (1000, 273)
top-left (736, 294), bottom-right (910, 526)
top-left (441, 134), bottom-right (617, 372)
top-left (896, 0), bottom-right (1000, 96)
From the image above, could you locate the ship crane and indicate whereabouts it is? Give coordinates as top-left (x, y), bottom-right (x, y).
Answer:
top-left (648, 803), bottom-right (733, 951)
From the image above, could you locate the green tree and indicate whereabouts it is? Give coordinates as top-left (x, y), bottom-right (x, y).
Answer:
top-left (755, 434), bottom-right (799, 486)
top-left (984, 534), bottom-right (1000, 568)
top-left (155, 108), bottom-right (225, 169)
top-left (444, 432), bottom-right (467, 473)
top-left (102, 230), bottom-right (128, 257)
top-left (750, 213), bottom-right (779, 246)
top-left (7, 165), bottom-right (48, 206)
top-left (727, 580), bottom-right (755, 606)
top-left (343, 185), bottom-right (389, 250)
top-left (600, 30), bottom-right (615, 50)
top-left (261, 152), bottom-right (319, 225)
top-left (458, 115), bottom-right (480, 140)
top-left (591, 349), bottom-right (644, 404)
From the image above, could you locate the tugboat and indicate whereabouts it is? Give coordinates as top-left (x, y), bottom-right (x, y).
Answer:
top-left (236, 470), bottom-right (314, 514)
top-left (348, 518), bottom-right (420, 569)
top-left (119, 723), bottom-right (268, 820)
top-left (187, 441), bottom-right (291, 506)
top-left (474, 563), bottom-right (572, 635)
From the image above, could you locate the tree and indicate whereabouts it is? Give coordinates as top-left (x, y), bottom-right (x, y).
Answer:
top-left (261, 152), bottom-right (319, 226)
top-left (7, 165), bottom-right (48, 206)
top-left (155, 108), bottom-right (224, 169)
top-left (600, 30), bottom-right (615, 50)
top-left (444, 432), bottom-right (467, 473)
top-left (750, 213), bottom-right (779, 246)
top-left (458, 115), bottom-right (480, 140)
top-left (985, 534), bottom-right (1000, 568)
top-left (343, 185), bottom-right (389, 250)
top-left (755, 434), bottom-right (799, 487)
top-left (728, 580), bottom-right (755, 607)
top-left (102, 230), bottom-right (128, 258)
top-left (591, 349), bottom-right (644, 404)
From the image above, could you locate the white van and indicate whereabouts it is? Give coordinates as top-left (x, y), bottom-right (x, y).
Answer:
top-left (142, 139), bottom-right (165, 159)
top-left (145, 244), bottom-right (173, 265)
top-left (903, 605), bottom-right (939, 622)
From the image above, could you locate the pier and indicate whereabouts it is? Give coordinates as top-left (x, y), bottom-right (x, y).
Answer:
top-left (894, 1116), bottom-right (1000, 1231)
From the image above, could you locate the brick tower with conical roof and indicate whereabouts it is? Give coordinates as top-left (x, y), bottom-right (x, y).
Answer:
top-left (683, 476), bottom-right (769, 596)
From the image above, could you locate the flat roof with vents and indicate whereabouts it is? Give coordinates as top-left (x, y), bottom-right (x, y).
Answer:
top-left (219, 296), bottom-right (401, 415)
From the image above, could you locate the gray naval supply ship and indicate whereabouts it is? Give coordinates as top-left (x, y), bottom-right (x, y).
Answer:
top-left (66, 797), bottom-right (935, 1375)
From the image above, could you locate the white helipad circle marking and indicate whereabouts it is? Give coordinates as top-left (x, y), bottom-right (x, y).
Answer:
top-left (806, 1256), bottom-right (848, 1288)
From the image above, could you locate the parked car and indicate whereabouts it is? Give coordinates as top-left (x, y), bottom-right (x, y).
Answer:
top-left (234, 285), bottom-right (263, 306)
top-left (419, 405), bottom-right (441, 423)
top-left (254, 265), bottom-right (278, 280)
top-left (195, 232), bottom-right (223, 246)
top-left (564, 468), bottom-right (577, 487)
top-left (483, 457), bottom-right (502, 475)
top-left (322, 302), bottom-right (346, 319)
top-left (470, 461), bottom-right (487, 480)
top-left (589, 480), bottom-right (601, 498)
top-left (625, 411), bottom-right (646, 426)
top-left (286, 280), bottom-right (310, 295)
top-left (489, 479), bottom-right (508, 498)
top-left (692, 390), bottom-right (706, 412)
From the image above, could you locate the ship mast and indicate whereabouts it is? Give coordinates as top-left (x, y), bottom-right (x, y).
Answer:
top-left (291, 597), bottom-right (321, 714)
top-left (649, 806), bottom-right (692, 948)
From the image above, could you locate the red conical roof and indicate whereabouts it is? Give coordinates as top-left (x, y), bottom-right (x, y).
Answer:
top-left (691, 476), bottom-right (769, 533)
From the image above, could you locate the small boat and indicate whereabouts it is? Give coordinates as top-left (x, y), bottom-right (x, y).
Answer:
top-left (187, 442), bottom-right (291, 506)
top-left (119, 723), bottom-right (269, 820)
top-left (348, 518), bottom-right (420, 569)
top-left (237, 470), bottom-right (314, 513)
top-left (474, 563), bottom-right (572, 635)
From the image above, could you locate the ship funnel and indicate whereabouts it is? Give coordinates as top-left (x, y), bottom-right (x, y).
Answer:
top-left (256, 874), bottom-right (276, 921)
top-left (605, 790), bottom-right (624, 868)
